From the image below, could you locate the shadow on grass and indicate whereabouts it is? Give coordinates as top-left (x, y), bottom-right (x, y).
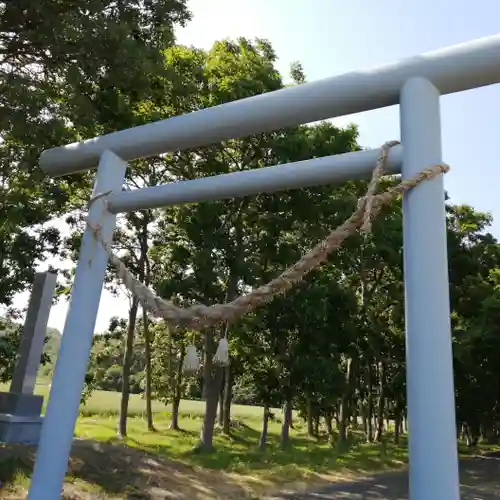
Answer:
top-left (0, 427), bottom-right (407, 498)
top-left (0, 452), bottom-right (32, 487)
top-left (0, 439), bottom-right (255, 499)
top-left (2, 428), bottom-right (499, 500)
top-left (136, 426), bottom-right (411, 479)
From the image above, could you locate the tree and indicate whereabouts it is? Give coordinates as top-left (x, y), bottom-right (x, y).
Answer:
top-left (0, 315), bottom-right (53, 384)
top-left (446, 204), bottom-right (500, 444)
top-left (0, 1), bottom-right (191, 309)
top-left (146, 38), bottom-right (361, 452)
top-left (20, 2), bottom-right (198, 437)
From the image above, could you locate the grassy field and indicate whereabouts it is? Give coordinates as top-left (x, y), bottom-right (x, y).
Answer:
top-left (0, 380), bottom-right (269, 418)
top-left (80, 389), bottom-right (270, 420)
top-left (0, 382), bottom-right (496, 499)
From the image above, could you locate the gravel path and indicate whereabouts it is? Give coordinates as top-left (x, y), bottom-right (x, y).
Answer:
top-left (273, 455), bottom-right (500, 499)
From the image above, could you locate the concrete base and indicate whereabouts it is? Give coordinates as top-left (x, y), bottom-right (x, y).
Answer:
top-left (0, 413), bottom-right (43, 445)
top-left (0, 391), bottom-right (43, 417)
top-left (0, 392), bottom-right (44, 444)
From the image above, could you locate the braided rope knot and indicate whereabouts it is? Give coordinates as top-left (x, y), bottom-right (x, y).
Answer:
top-left (86, 141), bottom-right (449, 332)
top-left (361, 140), bottom-right (400, 233)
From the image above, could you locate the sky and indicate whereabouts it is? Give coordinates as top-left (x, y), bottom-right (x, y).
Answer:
top-left (8, 0), bottom-right (500, 334)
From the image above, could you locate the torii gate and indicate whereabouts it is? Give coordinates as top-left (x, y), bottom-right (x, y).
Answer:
top-left (28, 33), bottom-right (500, 500)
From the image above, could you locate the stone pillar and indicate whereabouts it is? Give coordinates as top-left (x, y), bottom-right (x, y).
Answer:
top-left (0, 271), bottom-right (57, 444)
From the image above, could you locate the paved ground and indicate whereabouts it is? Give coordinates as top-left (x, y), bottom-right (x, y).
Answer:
top-left (275, 455), bottom-right (500, 499)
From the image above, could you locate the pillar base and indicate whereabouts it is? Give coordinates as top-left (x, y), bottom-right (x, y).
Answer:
top-left (0, 392), bottom-right (44, 445)
top-left (0, 391), bottom-right (43, 417)
top-left (0, 413), bottom-right (43, 445)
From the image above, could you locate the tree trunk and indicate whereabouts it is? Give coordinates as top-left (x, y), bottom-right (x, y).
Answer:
top-left (464, 424), bottom-right (476, 446)
top-left (218, 212), bottom-right (243, 436)
top-left (222, 364), bottom-right (232, 434)
top-left (169, 343), bottom-right (184, 431)
top-left (338, 357), bottom-right (353, 446)
top-left (314, 415), bottom-right (320, 437)
top-left (375, 361), bottom-right (386, 442)
top-left (325, 411), bottom-right (335, 446)
top-left (143, 308), bottom-right (155, 431)
top-left (194, 329), bottom-right (223, 453)
top-left (366, 363), bottom-right (374, 442)
top-left (333, 410), bottom-right (340, 428)
top-left (117, 298), bottom-right (139, 438)
top-left (306, 397), bottom-right (314, 436)
top-left (351, 398), bottom-right (359, 428)
top-left (171, 396), bottom-right (181, 430)
top-left (259, 404), bottom-right (270, 450)
top-left (196, 367), bottom-right (223, 452)
top-left (118, 223), bottom-right (148, 438)
top-left (394, 408), bottom-right (402, 444)
top-left (460, 423), bottom-right (466, 441)
top-left (465, 422), bottom-right (480, 447)
top-left (362, 403), bottom-right (368, 436)
top-left (217, 370), bottom-right (224, 428)
top-left (280, 397), bottom-right (293, 449)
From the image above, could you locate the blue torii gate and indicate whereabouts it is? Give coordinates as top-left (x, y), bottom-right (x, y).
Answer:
top-left (28, 33), bottom-right (500, 500)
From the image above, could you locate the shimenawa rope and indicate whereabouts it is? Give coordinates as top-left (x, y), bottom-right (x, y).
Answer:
top-left (86, 141), bottom-right (449, 371)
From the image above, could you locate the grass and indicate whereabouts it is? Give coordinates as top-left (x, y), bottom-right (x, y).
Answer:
top-left (0, 413), bottom-right (409, 499)
top-left (80, 390), bottom-right (269, 420)
top-left (1, 381), bottom-right (498, 499)
top-left (0, 379), bottom-right (269, 418)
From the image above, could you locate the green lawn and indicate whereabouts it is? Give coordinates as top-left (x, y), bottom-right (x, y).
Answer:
top-left (0, 381), bottom-right (497, 499)
top-left (0, 379), bottom-right (268, 418)
top-left (80, 389), bottom-right (268, 419)
top-left (1, 412), bottom-right (410, 499)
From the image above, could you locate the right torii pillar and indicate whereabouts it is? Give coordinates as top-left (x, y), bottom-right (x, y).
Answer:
top-left (400, 77), bottom-right (460, 500)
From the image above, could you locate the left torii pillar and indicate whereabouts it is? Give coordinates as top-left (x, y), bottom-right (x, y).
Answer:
top-left (0, 271), bottom-right (57, 444)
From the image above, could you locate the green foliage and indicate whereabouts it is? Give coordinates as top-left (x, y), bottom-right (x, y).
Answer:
top-left (85, 320), bottom-right (145, 395)
top-left (0, 0), bottom-right (191, 306)
top-left (0, 316), bottom-right (57, 383)
top-left (0, 317), bottom-right (22, 383)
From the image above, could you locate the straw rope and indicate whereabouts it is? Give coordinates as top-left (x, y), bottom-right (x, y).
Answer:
top-left (87, 141), bottom-right (449, 330)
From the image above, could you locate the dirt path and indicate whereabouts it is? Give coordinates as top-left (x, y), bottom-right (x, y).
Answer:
top-left (2, 441), bottom-right (500, 499)
top-left (273, 455), bottom-right (500, 499)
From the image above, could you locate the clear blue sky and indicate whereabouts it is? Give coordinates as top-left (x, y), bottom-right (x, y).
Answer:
top-left (30, 0), bottom-right (500, 332)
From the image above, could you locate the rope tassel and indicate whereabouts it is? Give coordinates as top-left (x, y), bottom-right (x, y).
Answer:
top-left (213, 336), bottom-right (229, 366)
top-left (183, 344), bottom-right (200, 374)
